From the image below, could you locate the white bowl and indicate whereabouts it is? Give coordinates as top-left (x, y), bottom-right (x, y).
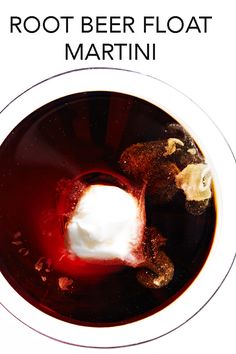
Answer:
top-left (0, 68), bottom-right (235, 348)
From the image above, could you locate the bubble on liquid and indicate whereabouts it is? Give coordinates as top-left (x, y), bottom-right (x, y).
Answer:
top-left (58, 277), bottom-right (73, 291)
top-left (35, 256), bottom-right (52, 273)
top-left (18, 248), bottom-right (29, 256)
top-left (13, 231), bottom-right (22, 239)
top-left (163, 138), bottom-right (184, 157)
top-left (11, 240), bottom-right (23, 246)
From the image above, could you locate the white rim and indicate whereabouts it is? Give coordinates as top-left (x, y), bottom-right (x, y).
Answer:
top-left (0, 68), bottom-right (235, 348)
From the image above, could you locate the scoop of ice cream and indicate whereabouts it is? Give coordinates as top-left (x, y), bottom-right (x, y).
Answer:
top-left (66, 184), bottom-right (145, 265)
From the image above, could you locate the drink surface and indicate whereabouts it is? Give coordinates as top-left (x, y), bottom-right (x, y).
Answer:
top-left (0, 92), bottom-right (216, 326)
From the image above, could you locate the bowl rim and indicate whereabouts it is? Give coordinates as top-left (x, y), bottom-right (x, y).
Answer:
top-left (0, 67), bottom-right (235, 348)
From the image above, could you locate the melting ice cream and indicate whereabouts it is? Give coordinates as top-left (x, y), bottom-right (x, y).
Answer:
top-left (66, 184), bottom-right (145, 265)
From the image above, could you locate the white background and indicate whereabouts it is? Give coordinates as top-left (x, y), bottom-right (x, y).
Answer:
top-left (0, 0), bottom-right (235, 353)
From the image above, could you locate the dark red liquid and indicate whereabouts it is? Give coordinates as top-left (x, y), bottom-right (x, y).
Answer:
top-left (0, 92), bottom-right (216, 326)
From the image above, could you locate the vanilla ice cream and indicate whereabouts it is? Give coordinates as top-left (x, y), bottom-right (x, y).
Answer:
top-left (66, 184), bottom-right (145, 265)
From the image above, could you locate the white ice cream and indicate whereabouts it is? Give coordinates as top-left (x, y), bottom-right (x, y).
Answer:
top-left (66, 184), bottom-right (144, 264)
